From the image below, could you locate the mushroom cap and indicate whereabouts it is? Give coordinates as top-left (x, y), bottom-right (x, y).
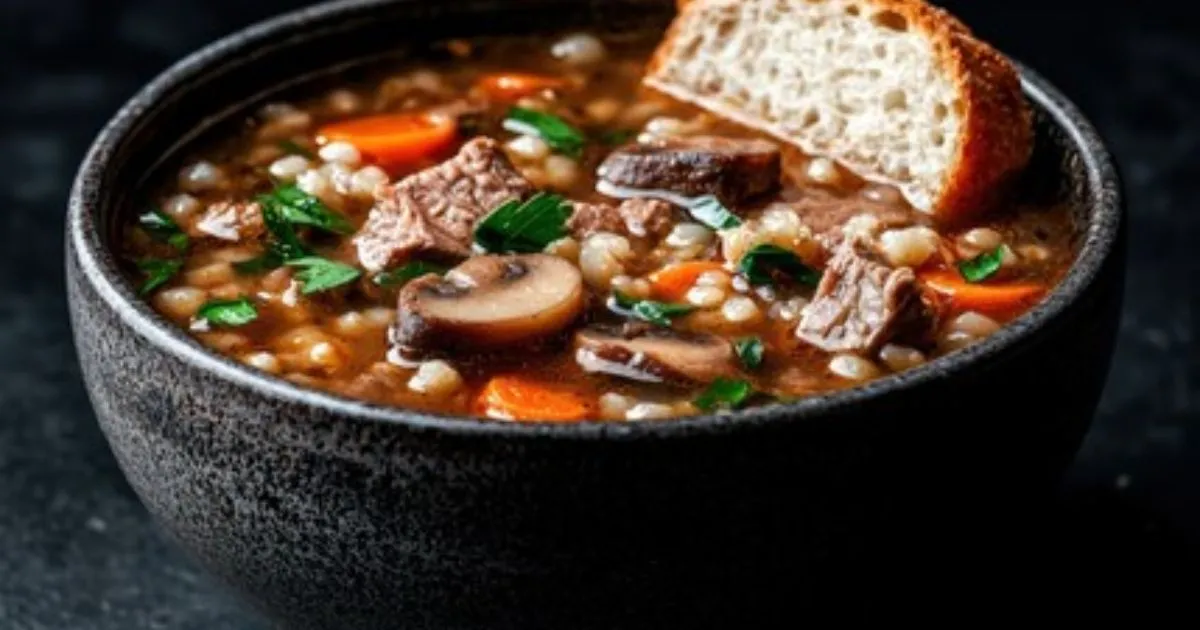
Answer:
top-left (574, 323), bottom-right (736, 386)
top-left (394, 253), bottom-right (585, 354)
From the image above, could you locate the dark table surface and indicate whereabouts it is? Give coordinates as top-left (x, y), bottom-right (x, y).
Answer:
top-left (1, 0), bottom-right (1197, 627)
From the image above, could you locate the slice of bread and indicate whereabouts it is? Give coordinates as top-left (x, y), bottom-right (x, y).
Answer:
top-left (645, 0), bottom-right (1032, 221)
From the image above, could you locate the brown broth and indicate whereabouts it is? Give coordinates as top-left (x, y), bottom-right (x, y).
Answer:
top-left (122, 32), bottom-right (1076, 422)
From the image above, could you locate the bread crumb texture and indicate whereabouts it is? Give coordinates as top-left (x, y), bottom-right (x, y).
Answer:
top-left (647, 0), bottom-right (1031, 220)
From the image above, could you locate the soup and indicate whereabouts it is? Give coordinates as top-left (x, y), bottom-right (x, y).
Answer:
top-left (121, 32), bottom-right (1075, 422)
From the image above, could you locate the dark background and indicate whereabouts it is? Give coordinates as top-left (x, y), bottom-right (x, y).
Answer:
top-left (1, 0), bottom-right (1197, 627)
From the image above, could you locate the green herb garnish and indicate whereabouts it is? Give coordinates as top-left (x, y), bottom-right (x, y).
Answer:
top-left (235, 185), bottom-right (350, 276)
top-left (138, 208), bottom-right (189, 251)
top-left (504, 107), bottom-right (586, 157)
top-left (596, 128), bottom-right (636, 145)
top-left (277, 139), bottom-right (315, 159)
top-left (285, 256), bottom-right (362, 294)
top-left (734, 337), bottom-right (764, 370)
top-left (196, 297), bottom-right (258, 327)
top-left (136, 259), bottom-right (183, 296)
top-left (738, 244), bottom-right (821, 287)
top-left (686, 195), bottom-right (742, 230)
top-left (474, 192), bottom-right (573, 254)
top-left (233, 253), bottom-right (283, 274)
top-left (373, 261), bottom-right (448, 287)
top-left (258, 185), bottom-right (353, 235)
top-left (957, 246), bottom-right (1005, 283)
top-left (235, 196), bottom-right (311, 274)
top-left (694, 378), bottom-right (756, 412)
top-left (611, 292), bottom-right (695, 327)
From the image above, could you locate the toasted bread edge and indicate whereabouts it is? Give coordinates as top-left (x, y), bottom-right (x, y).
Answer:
top-left (644, 0), bottom-right (1033, 221)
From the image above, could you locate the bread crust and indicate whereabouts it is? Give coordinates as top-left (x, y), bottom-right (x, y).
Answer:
top-left (645, 0), bottom-right (1032, 222)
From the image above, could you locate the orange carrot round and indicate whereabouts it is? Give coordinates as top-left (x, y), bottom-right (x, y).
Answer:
top-left (317, 112), bottom-right (458, 171)
top-left (476, 375), bottom-right (592, 422)
top-left (476, 73), bottom-right (567, 101)
top-left (920, 269), bottom-right (1046, 317)
top-left (648, 261), bottom-right (727, 302)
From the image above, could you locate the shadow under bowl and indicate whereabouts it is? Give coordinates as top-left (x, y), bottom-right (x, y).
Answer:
top-left (66, 0), bottom-right (1125, 628)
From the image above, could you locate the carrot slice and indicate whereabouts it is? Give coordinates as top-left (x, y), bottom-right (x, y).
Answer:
top-left (476, 375), bottom-right (592, 422)
top-left (476, 73), bottom-right (567, 101)
top-left (317, 112), bottom-right (458, 171)
top-left (649, 261), bottom-right (727, 302)
top-left (919, 269), bottom-right (1047, 317)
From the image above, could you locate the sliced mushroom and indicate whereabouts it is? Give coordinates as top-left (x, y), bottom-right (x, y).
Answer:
top-left (573, 323), bottom-right (737, 386)
top-left (393, 253), bottom-right (585, 356)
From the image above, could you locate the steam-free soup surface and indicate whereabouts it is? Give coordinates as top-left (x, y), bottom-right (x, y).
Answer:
top-left (122, 32), bottom-right (1075, 422)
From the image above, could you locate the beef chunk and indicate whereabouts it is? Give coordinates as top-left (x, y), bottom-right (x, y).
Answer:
top-left (596, 135), bottom-right (781, 207)
top-left (353, 137), bottom-right (533, 271)
top-left (190, 201), bottom-right (264, 242)
top-left (796, 238), bottom-right (931, 354)
top-left (567, 202), bottom-right (624, 238)
top-left (568, 198), bottom-right (677, 239)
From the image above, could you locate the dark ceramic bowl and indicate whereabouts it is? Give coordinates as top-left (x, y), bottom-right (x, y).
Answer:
top-left (67, 0), bottom-right (1124, 627)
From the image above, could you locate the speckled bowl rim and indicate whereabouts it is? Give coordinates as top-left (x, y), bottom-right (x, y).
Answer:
top-left (68, 0), bottom-right (1122, 440)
